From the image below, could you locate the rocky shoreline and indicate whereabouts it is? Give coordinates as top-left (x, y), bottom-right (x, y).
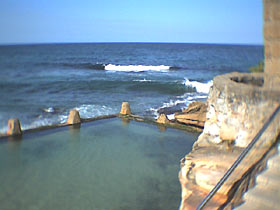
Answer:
top-left (178, 72), bottom-right (280, 210)
top-left (174, 101), bottom-right (207, 128)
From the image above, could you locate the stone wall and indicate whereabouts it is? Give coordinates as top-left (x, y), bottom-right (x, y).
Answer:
top-left (264, 0), bottom-right (280, 75)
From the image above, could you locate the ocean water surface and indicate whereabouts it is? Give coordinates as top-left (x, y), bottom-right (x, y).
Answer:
top-left (0, 118), bottom-right (199, 210)
top-left (0, 43), bottom-right (263, 132)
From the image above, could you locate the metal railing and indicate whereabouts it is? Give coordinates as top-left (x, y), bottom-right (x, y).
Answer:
top-left (196, 104), bottom-right (280, 210)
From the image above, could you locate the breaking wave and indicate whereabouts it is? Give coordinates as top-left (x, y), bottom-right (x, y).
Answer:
top-left (183, 78), bottom-right (213, 94)
top-left (72, 104), bottom-right (117, 119)
top-left (147, 92), bottom-right (209, 119)
top-left (133, 79), bottom-right (153, 82)
top-left (59, 63), bottom-right (180, 72)
top-left (104, 64), bottom-right (171, 72)
top-left (146, 78), bottom-right (212, 119)
top-left (0, 104), bottom-right (117, 134)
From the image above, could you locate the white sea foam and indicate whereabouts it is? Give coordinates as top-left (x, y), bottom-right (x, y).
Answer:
top-left (105, 64), bottom-right (170, 72)
top-left (0, 126), bottom-right (7, 134)
top-left (161, 99), bottom-right (188, 108)
top-left (167, 114), bottom-right (175, 120)
top-left (43, 107), bottom-right (55, 113)
top-left (133, 78), bottom-right (153, 82)
top-left (0, 114), bottom-right (6, 134)
top-left (184, 78), bottom-right (213, 93)
top-left (0, 104), bottom-right (117, 135)
top-left (148, 108), bottom-right (158, 118)
top-left (73, 104), bottom-right (117, 119)
top-left (149, 91), bottom-right (209, 119)
top-left (21, 118), bottom-right (57, 131)
top-left (148, 98), bottom-right (189, 119)
top-left (24, 104), bottom-right (113, 130)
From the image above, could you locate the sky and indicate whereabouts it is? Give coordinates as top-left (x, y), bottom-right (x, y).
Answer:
top-left (0, 0), bottom-right (263, 45)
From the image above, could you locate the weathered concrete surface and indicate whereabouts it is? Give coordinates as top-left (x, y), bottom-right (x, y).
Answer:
top-left (175, 101), bottom-right (207, 127)
top-left (0, 114), bottom-right (118, 139)
top-left (67, 109), bottom-right (81, 125)
top-left (179, 72), bottom-right (280, 210)
top-left (7, 118), bottom-right (22, 136)
top-left (120, 102), bottom-right (131, 115)
top-left (156, 113), bottom-right (170, 124)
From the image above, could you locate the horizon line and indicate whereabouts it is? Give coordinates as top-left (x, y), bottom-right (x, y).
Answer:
top-left (0, 41), bottom-right (264, 47)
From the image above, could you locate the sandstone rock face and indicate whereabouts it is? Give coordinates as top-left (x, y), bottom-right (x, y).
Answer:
top-left (194, 72), bottom-right (280, 148)
top-left (7, 118), bottom-right (22, 136)
top-left (67, 109), bottom-right (81, 125)
top-left (120, 102), bottom-right (131, 115)
top-left (179, 145), bottom-right (277, 210)
top-left (175, 101), bottom-right (207, 127)
top-left (179, 72), bottom-right (280, 210)
top-left (156, 113), bottom-right (170, 124)
top-left (219, 122), bottom-right (238, 141)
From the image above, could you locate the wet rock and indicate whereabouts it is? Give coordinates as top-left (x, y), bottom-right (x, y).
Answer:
top-left (67, 109), bottom-right (81, 125)
top-left (157, 105), bottom-right (182, 115)
top-left (120, 102), bottom-right (131, 115)
top-left (7, 118), bottom-right (22, 136)
top-left (157, 113), bottom-right (170, 124)
top-left (175, 101), bottom-right (207, 127)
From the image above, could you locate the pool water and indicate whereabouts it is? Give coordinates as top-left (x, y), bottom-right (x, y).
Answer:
top-left (0, 118), bottom-right (198, 210)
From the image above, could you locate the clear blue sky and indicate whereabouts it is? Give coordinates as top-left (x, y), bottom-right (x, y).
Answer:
top-left (0, 0), bottom-right (263, 44)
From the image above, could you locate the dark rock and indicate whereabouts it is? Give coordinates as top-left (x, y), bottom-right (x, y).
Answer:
top-left (158, 105), bottom-right (182, 115)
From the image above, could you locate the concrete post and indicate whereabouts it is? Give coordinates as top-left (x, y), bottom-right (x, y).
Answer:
top-left (120, 102), bottom-right (131, 115)
top-left (7, 118), bottom-right (22, 136)
top-left (67, 109), bottom-right (81, 125)
top-left (157, 113), bottom-right (170, 124)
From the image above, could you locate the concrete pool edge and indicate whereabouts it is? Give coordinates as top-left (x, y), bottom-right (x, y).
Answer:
top-left (0, 112), bottom-right (202, 140)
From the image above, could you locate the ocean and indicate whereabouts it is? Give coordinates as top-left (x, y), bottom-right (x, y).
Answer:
top-left (0, 43), bottom-right (263, 133)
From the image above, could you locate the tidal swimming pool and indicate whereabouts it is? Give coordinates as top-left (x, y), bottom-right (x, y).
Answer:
top-left (0, 118), bottom-right (198, 210)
